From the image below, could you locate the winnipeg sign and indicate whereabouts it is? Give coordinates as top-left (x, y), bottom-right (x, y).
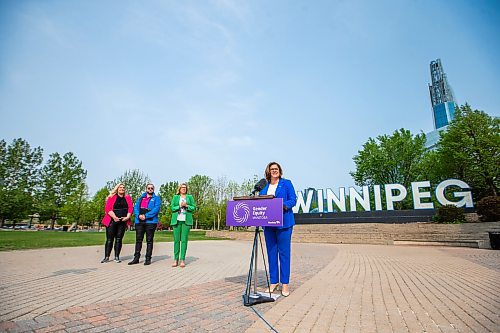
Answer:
top-left (292, 179), bottom-right (473, 213)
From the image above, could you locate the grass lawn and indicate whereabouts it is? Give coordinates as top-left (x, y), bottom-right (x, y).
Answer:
top-left (0, 230), bottom-right (221, 251)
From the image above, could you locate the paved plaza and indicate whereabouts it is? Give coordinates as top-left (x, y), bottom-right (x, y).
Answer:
top-left (0, 239), bottom-right (499, 332)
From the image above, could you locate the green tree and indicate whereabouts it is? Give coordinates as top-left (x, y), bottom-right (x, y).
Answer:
top-left (60, 183), bottom-right (90, 226)
top-left (350, 129), bottom-right (428, 209)
top-left (188, 175), bottom-right (213, 229)
top-left (211, 176), bottom-right (228, 230)
top-left (226, 180), bottom-right (241, 200)
top-left (0, 138), bottom-right (43, 227)
top-left (158, 181), bottom-right (179, 228)
top-left (88, 187), bottom-right (109, 230)
top-left (38, 152), bottom-right (87, 229)
top-left (109, 169), bottom-right (150, 202)
top-left (435, 104), bottom-right (499, 198)
top-left (241, 175), bottom-right (260, 196)
top-left (196, 202), bottom-right (216, 229)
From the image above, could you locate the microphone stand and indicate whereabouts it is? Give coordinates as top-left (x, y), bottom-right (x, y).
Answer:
top-left (240, 193), bottom-right (276, 307)
top-left (243, 225), bottom-right (275, 306)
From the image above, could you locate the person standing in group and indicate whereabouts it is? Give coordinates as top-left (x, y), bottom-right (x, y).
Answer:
top-left (170, 183), bottom-right (196, 268)
top-left (101, 183), bottom-right (133, 263)
top-left (128, 183), bottom-right (161, 266)
top-left (259, 162), bottom-right (297, 297)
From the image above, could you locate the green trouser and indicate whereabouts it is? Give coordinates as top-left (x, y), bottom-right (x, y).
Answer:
top-left (173, 221), bottom-right (191, 260)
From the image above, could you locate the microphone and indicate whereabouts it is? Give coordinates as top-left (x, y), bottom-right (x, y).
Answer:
top-left (251, 178), bottom-right (268, 196)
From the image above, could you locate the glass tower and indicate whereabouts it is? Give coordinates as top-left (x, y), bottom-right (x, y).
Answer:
top-left (428, 59), bottom-right (456, 129)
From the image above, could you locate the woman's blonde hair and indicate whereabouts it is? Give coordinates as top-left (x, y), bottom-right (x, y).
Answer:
top-left (176, 183), bottom-right (189, 194)
top-left (108, 183), bottom-right (126, 199)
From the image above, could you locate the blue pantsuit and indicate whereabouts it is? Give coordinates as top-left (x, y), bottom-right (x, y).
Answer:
top-left (264, 226), bottom-right (293, 284)
top-left (260, 178), bottom-right (297, 285)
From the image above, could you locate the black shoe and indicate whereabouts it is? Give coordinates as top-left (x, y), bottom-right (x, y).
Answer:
top-left (128, 257), bottom-right (140, 265)
top-left (101, 257), bottom-right (109, 263)
top-left (114, 257), bottom-right (121, 263)
top-left (144, 259), bottom-right (151, 265)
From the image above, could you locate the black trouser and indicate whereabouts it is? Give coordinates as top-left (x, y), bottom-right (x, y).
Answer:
top-left (104, 221), bottom-right (127, 258)
top-left (134, 223), bottom-right (157, 260)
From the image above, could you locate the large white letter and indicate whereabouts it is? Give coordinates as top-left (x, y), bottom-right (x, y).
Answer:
top-left (411, 181), bottom-right (434, 209)
top-left (373, 185), bottom-right (383, 210)
top-left (293, 190), bottom-right (314, 213)
top-left (349, 186), bottom-right (371, 212)
top-left (317, 189), bottom-right (324, 213)
top-left (385, 184), bottom-right (407, 210)
top-left (435, 179), bottom-right (474, 208)
top-left (326, 188), bottom-right (346, 212)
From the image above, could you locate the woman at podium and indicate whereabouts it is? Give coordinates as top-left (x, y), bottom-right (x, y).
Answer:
top-left (259, 162), bottom-right (297, 297)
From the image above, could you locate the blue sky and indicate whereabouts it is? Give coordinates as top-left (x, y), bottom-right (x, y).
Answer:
top-left (1, 0), bottom-right (499, 195)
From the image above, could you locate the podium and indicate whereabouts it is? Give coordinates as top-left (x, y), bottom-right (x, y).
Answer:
top-left (226, 195), bottom-right (283, 306)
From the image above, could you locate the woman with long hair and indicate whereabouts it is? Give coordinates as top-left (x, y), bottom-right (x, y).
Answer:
top-left (170, 183), bottom-right (196, 268)
top-left (100, 183), bottom-right (133, 263)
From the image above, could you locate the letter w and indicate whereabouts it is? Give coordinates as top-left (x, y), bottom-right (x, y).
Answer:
top-left (293, 190), bottom-right (313, 213)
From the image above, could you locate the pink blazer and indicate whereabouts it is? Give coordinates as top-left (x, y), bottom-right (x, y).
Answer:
top-left (101, 194), bottom-right (134, 227)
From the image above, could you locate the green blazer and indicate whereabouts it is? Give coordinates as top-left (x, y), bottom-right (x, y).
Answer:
top-left (170, 194), bottom-right (196, 226)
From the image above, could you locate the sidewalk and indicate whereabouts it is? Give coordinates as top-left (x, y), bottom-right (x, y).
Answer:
top-left (246, 245), bottom-right (500, 333)
top-left (0, 240), bottom-right (498, 332)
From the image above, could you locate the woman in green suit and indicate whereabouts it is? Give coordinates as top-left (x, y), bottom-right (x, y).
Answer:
top-left (170, 183), bottom-right (196, 268)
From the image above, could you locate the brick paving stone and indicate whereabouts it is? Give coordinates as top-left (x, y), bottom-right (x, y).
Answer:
top-left (104, 328), bottom-right (126, 333)
top-left (21, 320), bottom-right (52, 331)
top-left (65, 323), bottom-right (95, 332)
top-left (34, 324), bottom-right (67, 332)
top-left (83, 326), bottom-right (109, 333)
top-left (0, 321), bottom-right (16, 330)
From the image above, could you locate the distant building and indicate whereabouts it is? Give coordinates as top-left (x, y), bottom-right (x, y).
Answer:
top-left (425, 127), bottom-right (446, 150)
top-left (429, 59), bottom-right (456, 129)
top-left (426, 59), bottom-right (457, 149)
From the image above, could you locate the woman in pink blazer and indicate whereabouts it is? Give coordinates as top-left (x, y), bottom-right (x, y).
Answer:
top-left (101, 183), bottom-right (133, 263)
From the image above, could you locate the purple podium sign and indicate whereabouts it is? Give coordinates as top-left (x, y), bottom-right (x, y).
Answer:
top-left (226, 198), bottom-right (283, 227)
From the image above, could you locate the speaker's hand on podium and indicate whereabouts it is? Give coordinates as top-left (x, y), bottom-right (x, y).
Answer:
top-left (283, 205), bottom-right (288, 211)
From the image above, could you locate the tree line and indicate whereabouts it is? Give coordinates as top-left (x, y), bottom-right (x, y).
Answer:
top-left (0, 142), bottom-right (87, 229)
top-left (1, 104), bottom-right (498, 227)
top-left (0, 141), bottom-right (257, 229)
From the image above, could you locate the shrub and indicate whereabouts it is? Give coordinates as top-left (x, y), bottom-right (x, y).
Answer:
top-left (476, 196), bottom-right (500, 222)
top-left (433, 205), bottom-right (466, 224)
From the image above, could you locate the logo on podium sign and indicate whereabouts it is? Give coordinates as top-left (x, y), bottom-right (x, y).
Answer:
top-left (226, 198), bottom-right (283, 227)
top-left (233, 202), bottom-right (251, 224)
